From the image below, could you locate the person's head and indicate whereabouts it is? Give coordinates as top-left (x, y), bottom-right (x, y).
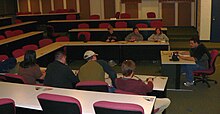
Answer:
top-left (83, 50), bottom-right (98, 61)
top-left (154, 28), bottom-right (162, 34)
top-left (133, 27), bottom-right (139, 34)
top-left (21, 50), bottom-right (37, 68)
top-left (121, 60), bottom-right (136, 77)
top-left (55, 51), bottom-right (66, 64)
top-left (189, 36), bottom-right (200, 48)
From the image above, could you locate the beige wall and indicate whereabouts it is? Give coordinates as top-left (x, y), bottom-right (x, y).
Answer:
top-left (89, 0), bottom-right (104, 18)
top-left (198, 0), bottom-right (212, 40)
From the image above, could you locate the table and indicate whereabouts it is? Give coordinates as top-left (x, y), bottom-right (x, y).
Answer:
top-left (160, 51), bottom-right (195, 89)
top-left (68, 28), bottom-right (167, 41)
top-left (17, 12), bottom-right (80, 24)
top-left (0, 17), bottom-right (12, 27)
top-left (0, 82), bottom-right (155, 114)
top-left (0, 21), bottom-right (37, 34)
top-left (48, 18), bottom-right (162, 32)
top-left (105, 74), bottom-right (168, 98)
top-left (0, 31), bottom-right (43, 56)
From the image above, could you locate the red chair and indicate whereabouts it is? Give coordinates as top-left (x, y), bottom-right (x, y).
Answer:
top-left (13, 30), bottom-right (24, 36)
top-left (150, 20), bottom-right (163, 28)
top-left (39, 39), bottom-right (53, 48)
top-left (76, 81), bottom-right (109, 92)
top-left (56, 9), bottom-right (69, 13)
top-left (1, 73), bottom-right (27, 84)
top-left (33, 12), bottom-right (41, 14)
top-left (22, 44), bottom-right (38, 52)
top-left (193, 49), bottom-right (218, 87)
top-left (56, 36), bottom-right (70, 42)
top-left (37, 93), bottom-right (82, 114)
top-left (0, 55), bottom-right (9, 62)
top-left (68, 9), bottom-right (76, 12)
top-left (0, 35), bottom-right (6, 40)
top-left (78, 23), bottom-right (90, 28)
top-left (136, 23), bottom-right (148, 28)
top-left (147, 12), bottom-right (156, 18)
top-left (114, 12), bottom-right (120, 19)
top-left (0, 98), bottom-right (15, 114)
top-left (99, 23), bottom-right (110, 28)
top-left (94, 101), bottom-right (144, 114)
top-left (66, 14), bottom-right (77, 20)
top-left (12, 49), bottom-right (25, 58)
top-left (115, 21), bottom-right (127, 28)
top-left (15, 19), bottom-right (22, 24)
top-left (4, 30), bottom-right (15, 38)
top-left (89, 15), bottom-right (100, 19)
top-left (120, 13), bottom-right (131, 19)
top-left (78, 32), bottom-right (91, 42)
top-left (49, 11), bottom-right (56, 14)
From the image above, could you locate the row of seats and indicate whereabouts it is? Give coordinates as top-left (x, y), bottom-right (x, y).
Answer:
top-left (0, 30), bottom-right (24, 39)
top-left (76, 21), bottom-right (163, 28)
top-left (0, 93), bottom-right (144, 114)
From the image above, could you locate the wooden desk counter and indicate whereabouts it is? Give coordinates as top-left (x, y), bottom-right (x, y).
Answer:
top-left (0, 17), bottom-right (12, 27)
top-left (0, 21), bottom-right (37, 31)
top-left (0, 82), bottom-right (155, 114)
top-left (0, 31), bottom-right (43, 45)
top-left (17, 12), bottom-right (80, 17)
top-left (69, 28), bottom-right (167, 32)
top-left (48, 18), bottom-right (163, 32)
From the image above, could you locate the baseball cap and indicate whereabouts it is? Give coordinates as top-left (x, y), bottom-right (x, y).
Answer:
top-left (83, 50), bottom-right (98, 59)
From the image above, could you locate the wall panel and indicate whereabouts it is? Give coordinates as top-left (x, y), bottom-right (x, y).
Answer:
top-left (80, 0), bottom-right (90, 19)
top-left (42, 0), bottom-right (52, 13)
top-left (67, 0), bottom-right (76, 11)
top-left (178, 2), bottom-right (191, 26)
top-left (54, 0), bottom-right (64, 10)
top-left (19, 0), bottom-right (28, 12)
top-left (30, 0), bottom-right (40, 13)
top-left (162, 3), bottom-right (175, 26)
top-left (125, 2), bottom-right (138, 18)
top-left (104, 0), bottom-right (115, 19)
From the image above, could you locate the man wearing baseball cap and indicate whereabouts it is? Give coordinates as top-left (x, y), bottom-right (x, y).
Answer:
top-left (78, 50), bottom-right (117, 87)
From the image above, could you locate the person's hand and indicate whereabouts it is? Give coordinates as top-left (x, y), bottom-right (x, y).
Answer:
top-left (146, 77), bottom-right (154, 82)
top-left (106, 39), bottom-right (110, 42)
top-left (111, 39), bottom-right (115, 42)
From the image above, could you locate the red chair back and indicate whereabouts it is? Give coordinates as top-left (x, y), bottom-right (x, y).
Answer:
top-left (0, 98), bottom-right (15, 114)
top-left (78, 23), bottom-right (90, 28)
top-left (56, 36), bottom-right (70, 42)
top-left (147, 12), bottom-right (156, 18)
top-left (120, 13), bottom-right (131, 19)
top-left (99, 23), bottom-right (110, 28)
top-left (13, 30), bottom-right (24, 36)
top-left (39, 39), bottom-right (53, 48)
top-left (2, 73), bottom-right (27, 84)
top-left (0, 35), bottom-right (6, 40)
top-left (78, 32), bottom-right (91, 41)
top-left (4, 30), bottom-right (15, 38)
top-left (115, 21), bottom-right (127, 28)
top-left (136, 23), bottom-right (148, 28)
top-left (38, 93), bottom-right (82, 114)
top-left (0, 55), bottom-right (9, 62)
top-left (94, 101), bottom-right (144, 114)
top-left (89, 15), bottom-right (100, 19)
top-left (15, 19), bottom-right (22, 24)
top-left (22, 44), bottom-right (38, 52)
top-left (66, 14), bottom-right (76, 20)
top-left (12, 49), bottom-right (25, 58)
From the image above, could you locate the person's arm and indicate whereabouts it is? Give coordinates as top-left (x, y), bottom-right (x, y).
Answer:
top-left (34, 65), bottom-right (43, 79)
top-left (137, 34), bottom-right (144, 41)
top-left (162, 33), bottom-right (169, 42)
top-left (97, 60), bottom-right (117, 87)
top-left (125, 33), bottom-right (132, 41)
top-left (148, 34), bottom-right (155, 41)
top-left (179, 56), bottom-right (195, 61)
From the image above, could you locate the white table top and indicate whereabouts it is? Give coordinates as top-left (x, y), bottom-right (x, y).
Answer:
top-left (0, 82), bottom-right (155, 114)
top-left (161, 51), bottom-right (195, 65)
top-left (105, 74), bottom-right (168, 91)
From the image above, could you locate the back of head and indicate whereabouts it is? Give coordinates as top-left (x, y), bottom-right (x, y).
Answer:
top-left (20, 50), bottom-right (36, 68)
top-left (121, 60), bottom-right (136, 76)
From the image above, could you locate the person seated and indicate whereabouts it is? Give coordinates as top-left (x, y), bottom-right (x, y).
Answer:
top-left (18, 50), bottom-right (44, 84)
top-left (125, 27), bottom-right (143, 42)
top-left (106, 25), bottom-right (117, 42)
top-left (78, 50), bottom-right (117, 87)
top-left (115, 60), bottom-right (171, 114)
top-left (44, 51), bottom-right (79, 89)
top-left (0, 58), bottom-right (17, 73)
top-left (148, 28), bottom-right (169, 42)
